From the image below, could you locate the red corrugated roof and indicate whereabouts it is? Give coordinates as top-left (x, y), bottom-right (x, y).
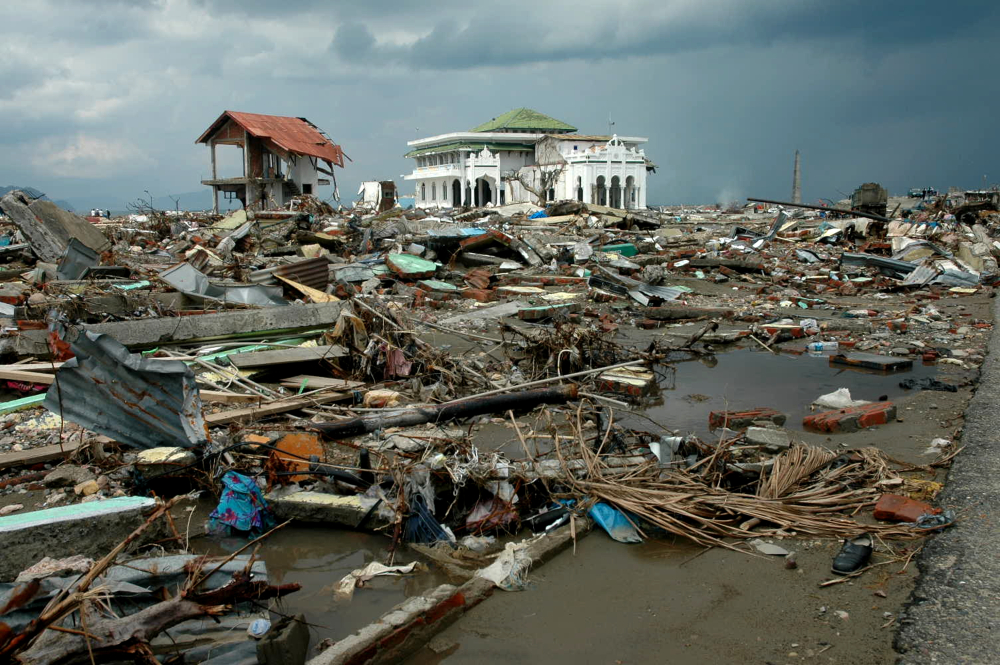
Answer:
top-left (196, 111), bottom-right (345, 167)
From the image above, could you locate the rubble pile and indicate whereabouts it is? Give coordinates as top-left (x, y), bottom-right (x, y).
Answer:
top-left (0, 186), bottom-right (996, 663)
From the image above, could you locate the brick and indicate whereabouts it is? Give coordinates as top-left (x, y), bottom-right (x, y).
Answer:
top-left (803, 401), bottom-right (896, 433)
top-left (597, 367), bottom-right (655, 397)
top-left (460, 289), bottom-right (494, 303)
top-left (709, 408), bottom-right (786, 430)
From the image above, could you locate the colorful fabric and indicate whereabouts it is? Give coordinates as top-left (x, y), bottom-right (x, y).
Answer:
top-left (208, 471), bottom-right (275, 535)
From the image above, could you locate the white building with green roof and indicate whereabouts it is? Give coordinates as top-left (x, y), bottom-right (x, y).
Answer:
top-left (404, 108), bottom-right (654, 210)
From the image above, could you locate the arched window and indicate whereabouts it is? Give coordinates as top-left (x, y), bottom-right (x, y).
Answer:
top-left (421, 183), bottom-right (426, 201)
top-left (432, 183), bottom-right (437, 200)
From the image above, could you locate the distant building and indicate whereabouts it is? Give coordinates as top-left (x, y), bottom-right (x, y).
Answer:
top-left (404, 108), bottom-right (654, 210)
top-left (196, 111), bottom-right (346, 212)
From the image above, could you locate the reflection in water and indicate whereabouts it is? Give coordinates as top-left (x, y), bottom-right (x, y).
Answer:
top-left (194, 525), bottom-right (449, 649)
top-left (640, 348), bottom-right (943, 437)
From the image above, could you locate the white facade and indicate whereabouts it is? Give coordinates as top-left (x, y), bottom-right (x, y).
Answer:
top-left (404, 129), bottom-right (652, 210)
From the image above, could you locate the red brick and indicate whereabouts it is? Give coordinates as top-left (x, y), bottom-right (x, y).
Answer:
top-left (425, 591), bottom-right (467, 624)
top-left (709, 408), bottom-right (786, 429)
top-left (461, 289), bottom-right (494, 303)
top-left (803, 401), bottom-right (896, 433)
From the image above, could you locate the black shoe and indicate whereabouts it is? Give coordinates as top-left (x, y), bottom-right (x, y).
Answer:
top-left (832, 534), bottom-right (873, 575)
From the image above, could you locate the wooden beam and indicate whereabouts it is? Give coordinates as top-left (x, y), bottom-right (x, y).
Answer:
top-left (229, 345), bottom-right (348, 370)
top-left (0, 441), bottom-right (82, 470)
top-left (279, 376), bottom-right (365, 390)
top-left (205, 391), bottom-right (350, 425)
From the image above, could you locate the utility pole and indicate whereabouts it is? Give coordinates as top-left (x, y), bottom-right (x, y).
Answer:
top-left (792, 150), bottom-right (802, 204)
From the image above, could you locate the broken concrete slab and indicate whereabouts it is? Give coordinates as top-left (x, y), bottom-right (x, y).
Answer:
top-left (0, 496), bottom-right (163, 581)
top-left (268, 490), bottom-right (393, 530)
top-left (745, 427), bottom-right (792, 452)
top-left (0, 190), bottom-right (112, 263)
top-left (8, 301), bottom-right (344, 356)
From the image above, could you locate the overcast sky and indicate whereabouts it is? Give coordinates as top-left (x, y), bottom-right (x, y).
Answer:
top-left (1, 0), bottom-right (997, 210)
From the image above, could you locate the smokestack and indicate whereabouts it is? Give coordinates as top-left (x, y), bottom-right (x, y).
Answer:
top-left (792, 150), bottom-right (802, 204)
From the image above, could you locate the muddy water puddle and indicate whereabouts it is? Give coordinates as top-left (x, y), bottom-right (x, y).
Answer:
top-left (641, 348), bottom-right (940, 437)
top-left (195, 526), bottom-right (450, 649)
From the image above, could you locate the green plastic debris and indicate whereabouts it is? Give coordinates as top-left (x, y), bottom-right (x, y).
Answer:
top-left (418, 279), bottom-right (459, 291)
top-left (0, 394), bottom-right (45, 415)
top-left (601, 243), bottom-right (638, 257)
top-left (387, 253), bottom-right (438, 276)
top-left (112, 281), bottom-right (152, 291)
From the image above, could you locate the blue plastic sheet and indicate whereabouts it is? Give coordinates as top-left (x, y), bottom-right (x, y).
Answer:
top-left (208, 471), bottom-right (276, 536)
top-left (529, 210), bottom-right (548, 219)
top-left (589, 502), bottom-right (642, 543)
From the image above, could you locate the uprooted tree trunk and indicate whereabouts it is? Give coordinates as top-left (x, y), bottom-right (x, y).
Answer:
top-left (17, 574), bottom-right (300, 665)
top-left (1, 496), bottom-right (299, 665)
top-left (505, 165), bottom-right (566, 206)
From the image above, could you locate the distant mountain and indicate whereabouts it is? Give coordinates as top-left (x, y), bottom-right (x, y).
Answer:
top-left (0, 185), bottom-right (75, 212)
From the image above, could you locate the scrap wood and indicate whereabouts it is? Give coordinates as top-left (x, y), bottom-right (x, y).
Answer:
top-left (206, 391), bottom-right (352, 425)
top-left (6, 522), bottom-right (299, 665)
top-left (279, 375), bottom-right (366, 390)
top-left (311, 384), bottom-right (579, 440)
top-left (275, 274), bottom-right (339, 303)
top-left (553, 427), bottom-right (923, 550)
top-left (0, 441), bottom-right (83, 471)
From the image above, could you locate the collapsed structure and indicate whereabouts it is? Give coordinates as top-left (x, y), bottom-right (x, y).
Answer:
top-left (0, 163), bottom-right (996, 662)
top-left (196, 111), bottom-right (347, 213)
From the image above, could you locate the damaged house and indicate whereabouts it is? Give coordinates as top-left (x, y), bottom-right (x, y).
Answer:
top-left (404, 107), bottom-right (655, 209)
top-left (196, 111), bottom-right (347, 212)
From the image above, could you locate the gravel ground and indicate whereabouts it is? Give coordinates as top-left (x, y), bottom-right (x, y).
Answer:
top-left (895, 295), bottom-right (1000, 664)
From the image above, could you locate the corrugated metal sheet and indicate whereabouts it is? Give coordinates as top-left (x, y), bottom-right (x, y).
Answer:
top-left (160, 262), bottom-right (288, 307)
top-left (249, 257), bottom-right (330, 290)
top-left (43, 332), bottom-right (208, 449)
top-left (196, 111), bottom-right (345, 167)
top-left (900, 264), bottom-right (938, 286)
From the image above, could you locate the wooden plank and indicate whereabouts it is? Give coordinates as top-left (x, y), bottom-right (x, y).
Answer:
top-left (0, 441), bottom-right (82, 470)
top-left (279, 376), bottom-right (366, 391)
top-left (200, 390), bottom-right (262, 404)
top-left (205, 392), bottom-right (350, 425)
top-left (0, 370), bottom-right (54, 385)
top-left (229, 345), bottom-right (348, 370)
top-left (275, 275), bottom-right (339, 303)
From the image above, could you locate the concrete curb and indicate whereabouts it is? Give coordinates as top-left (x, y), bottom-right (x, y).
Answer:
top-left (308, 517), bottom-right (593, 665)
top-left (894, 296), bottom-right (1000, 663)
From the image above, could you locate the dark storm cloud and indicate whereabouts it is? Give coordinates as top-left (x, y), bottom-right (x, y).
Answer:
top-left (2, 0), bottom-right (999, 210)
top-left (329, 0), bottom-right (1000, 70)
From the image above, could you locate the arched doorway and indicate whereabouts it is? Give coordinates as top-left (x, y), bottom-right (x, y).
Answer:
top-left (625, 176), bottom-right (635, 209)
top-left (475, 177), bottom-right (494, 206)
top-left (464, 181), bottom-right (472, 206)
top-left (452, 179), bottom-right (461, 207)
top-left (595, 176), bottom-right (607, 206)
top-left (576, 176), bottom-right (583, 202)
top-left (610, 176), bottom-right (621, 208)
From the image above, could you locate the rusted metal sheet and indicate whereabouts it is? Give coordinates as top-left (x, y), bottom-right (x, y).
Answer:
top-left (43, 331), bottom-right (208, 449)
top-left (249, 257), bottom-right (330, 290)
top-left (196, 111), bottom-right (346, 167)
